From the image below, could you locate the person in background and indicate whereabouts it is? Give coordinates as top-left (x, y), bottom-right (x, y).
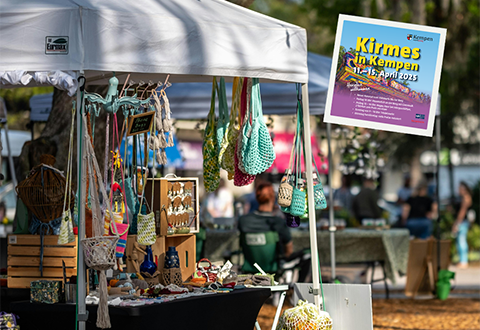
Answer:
top-left (238, 182), bottom-right (293, 258)
top-left (397, 175), bottom-right (412, 205)
top-left (401, 181), bottom-right (437, 239)
top-left (333, 175), bottom-right (353, 213)
top-left (452, 181), bottom-right (473, 269)
top-left (352, 178), bottom-right (382, 223)
top-left (206, 178), bottom-right (234, 220)
top-left (242, 176), bottom-right (266, 215)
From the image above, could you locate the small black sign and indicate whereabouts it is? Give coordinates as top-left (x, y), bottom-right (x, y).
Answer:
top-left (127, 111), bottom-right (155, 136)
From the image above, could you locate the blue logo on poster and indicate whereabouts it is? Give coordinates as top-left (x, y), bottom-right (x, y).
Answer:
top-left (415, 114), bottom-right (425, 119)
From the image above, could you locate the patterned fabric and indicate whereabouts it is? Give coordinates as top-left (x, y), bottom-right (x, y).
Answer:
top-left (240, 78), bottom-right (276, 175)
top-left (109, 222), bottom-right (129, 258)
top-left (104, 210), bottom-right (123, 235)
top-left (137, 212), bottom-right (156, 246)
top-left (220, 77), bottom-right (242, 178)
top-left (0, 312), bottom-right (19, 330)
top-left (30, 280), bottom-right (62, 304)
top-left (203, 78), bottom-right (220, 192)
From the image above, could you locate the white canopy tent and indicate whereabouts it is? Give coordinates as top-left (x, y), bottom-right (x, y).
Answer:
top-left (1, 0), bottom-right (324, 327)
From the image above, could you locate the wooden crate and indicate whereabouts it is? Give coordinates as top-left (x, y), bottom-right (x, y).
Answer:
top-left (125, 234), bottom-right (195, 282)
top-left (7, 235), bottom-right (77, 288)
top-left (144, 177), bottom-right (200, 235)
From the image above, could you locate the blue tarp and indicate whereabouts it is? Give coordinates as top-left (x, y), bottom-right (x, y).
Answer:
top-left (166, 53), bottom-right (332, 119)
top-left (120, 132), bottom-right (183, 168)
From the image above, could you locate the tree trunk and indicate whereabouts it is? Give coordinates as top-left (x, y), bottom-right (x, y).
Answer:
top-left (409, 0), bottom-right (426, 25)
top-left (409, 148), bottom-right (423, 189)
top-left (16, 85), bottom-right (118, 191)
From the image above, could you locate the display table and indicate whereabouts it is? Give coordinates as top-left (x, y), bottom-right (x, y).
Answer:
top-left (204, 228), bottom-right (410, 284)
top-left (10, 288), bottom-right (271, 330)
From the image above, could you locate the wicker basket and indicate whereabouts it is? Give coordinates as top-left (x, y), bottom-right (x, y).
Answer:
top-left (81, 236), bottom-right (119, 271)
top-left (16, 155), bottom-right (74, 223)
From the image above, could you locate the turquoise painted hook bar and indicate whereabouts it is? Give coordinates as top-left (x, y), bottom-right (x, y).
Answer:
top-left (85, 75), bottom-right (151, 114)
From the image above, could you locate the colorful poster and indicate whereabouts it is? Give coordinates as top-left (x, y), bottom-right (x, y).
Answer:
top-left (324, 15), bottom-right (446, 136)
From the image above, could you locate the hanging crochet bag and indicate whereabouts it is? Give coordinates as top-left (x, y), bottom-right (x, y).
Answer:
top-left (277, 139), bottom-right (296, 208)
top-left (216, 77), bottom-right (229, 163)
top-left (276, 300), bottom-right (333, 330)
top-left (58, 104), bottom-right (76, 245)
top-left (203, 77), bottom-right (220, 192)
top-left (234, 78), bottom-right (256, 186)
top-left (221, 78), bottom-right (242, 179)
top-left (137, 117), bottom-right (157, 246)
top-left (220, 77), bottom-right (241, 178)
top-left (289, 110), bottom-right (306, 217)
top-left (106, 114), bottom-right (131, 257)
top-left (295, 88), bottom-right (327, 211)
top-left (241, 78), bottom-right (276, 175)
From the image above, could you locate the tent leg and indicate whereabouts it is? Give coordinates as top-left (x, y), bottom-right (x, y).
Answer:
top-left (76, 75), bottom-right (87, 330)
top-left (3, 122), bottom-right (18, 189)
top-left (435, 115), bottom-right (441, 272)
top-left (326, 123), bottom-right (336, 281)
top-left (301, 83), bottom-right (322, 308)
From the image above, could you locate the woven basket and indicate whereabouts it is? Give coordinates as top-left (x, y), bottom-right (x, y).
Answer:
top-left (81, 236), bottom-right (119, 271)
top-left (162, 268), bottom-right (183, 287)
top-left (16, 155), bottom-right (74, 223)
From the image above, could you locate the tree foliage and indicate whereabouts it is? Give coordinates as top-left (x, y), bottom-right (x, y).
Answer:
top-left (253, 0), bottom-right (480, 162)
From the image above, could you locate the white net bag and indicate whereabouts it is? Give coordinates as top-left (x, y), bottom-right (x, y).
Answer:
top-left (276, 300), bottom-right (333, 330)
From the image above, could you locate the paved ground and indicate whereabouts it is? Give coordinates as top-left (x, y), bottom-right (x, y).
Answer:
top-left (256, 264), bottom-right (479, 329)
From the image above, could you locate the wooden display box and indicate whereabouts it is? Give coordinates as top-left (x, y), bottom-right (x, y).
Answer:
top-left (125, 234), bottom-right (195, 282)
top-left (405, 239), bottom-right (451, 297)
top-left (7, 235), bottom-right (77, 289)
top-left (144, 177), bottom-right (199, 235)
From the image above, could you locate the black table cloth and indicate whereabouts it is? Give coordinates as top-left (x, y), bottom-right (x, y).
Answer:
top-left (10, 288), bottom-right (270, 330)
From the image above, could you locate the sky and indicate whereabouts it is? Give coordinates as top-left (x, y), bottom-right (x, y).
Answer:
top-left (340, 19), bottom-right (441, 94)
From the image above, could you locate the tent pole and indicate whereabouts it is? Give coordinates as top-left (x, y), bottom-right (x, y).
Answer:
top-left (435, 115), bottom-right (441, 272)
top-left (301, 83), bottom-right (321, 308)
top-left (326, 123), bottom-right (336, 280)
top-left (76, 74), bottom-right (87, 330)
top-left (3, 122), bottom-right (17, 189)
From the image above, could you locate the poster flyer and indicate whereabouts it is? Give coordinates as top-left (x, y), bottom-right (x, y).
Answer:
top-left (324, 15), bottom-right (446, 136)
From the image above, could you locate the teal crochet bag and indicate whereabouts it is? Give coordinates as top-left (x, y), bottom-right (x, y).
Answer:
top-left (240, 78), bottom-right (276, 175)
top-left (289, 118), bottom-right (306, 217)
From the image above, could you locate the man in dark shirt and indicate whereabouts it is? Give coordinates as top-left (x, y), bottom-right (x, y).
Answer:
top-left (238, 182), bottom-right (293, 258)
top-left (401, 181), bottom-right (437, 239)
top-left (352, 178), bottom-right (382, 222)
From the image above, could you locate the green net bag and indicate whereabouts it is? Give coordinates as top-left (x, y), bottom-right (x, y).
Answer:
top-left (216, 77), bottom-right (230, 165)
top-left (276, 300), bottom-right (333, 330)
top-left (240, 78), bottom-right (276, 175)
top-left (220, 77), bottom-right (242, 179)
top-left (203, 78), bottom-right (220, 192)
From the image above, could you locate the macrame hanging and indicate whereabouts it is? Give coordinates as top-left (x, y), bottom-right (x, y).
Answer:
top-left (151, 88), bottom-right (175, 165)
top-left (79, 112), bottom-right (119, 329)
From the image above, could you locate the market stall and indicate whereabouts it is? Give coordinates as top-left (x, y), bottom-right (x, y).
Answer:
top-left (0, 0), bottom-right (328, 329)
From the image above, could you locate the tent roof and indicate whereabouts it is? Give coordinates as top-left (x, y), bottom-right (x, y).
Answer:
top-left (28, 53), bottom-right (331, 118)
top-left (0, 0), bottom-right (308, 84)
